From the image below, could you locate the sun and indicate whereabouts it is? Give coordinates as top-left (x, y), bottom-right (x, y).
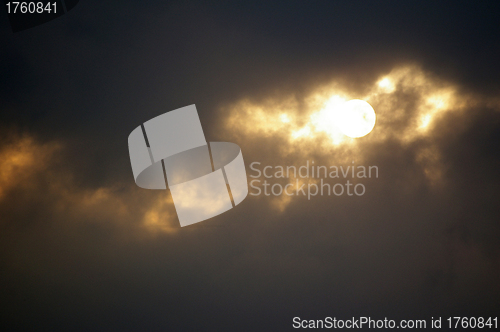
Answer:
top-left (334, 99), bottom-right (376, 138)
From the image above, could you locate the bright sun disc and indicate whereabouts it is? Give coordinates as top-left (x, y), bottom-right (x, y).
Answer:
top-left (335, 99), bottom-right (376, 138)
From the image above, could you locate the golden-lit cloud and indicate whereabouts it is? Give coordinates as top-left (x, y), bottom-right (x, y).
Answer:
top-left (222, 65), bottom-right (483, 211)
top-left (0, 134), bottom-right (178, 234)
top-left (0, 65), bottom-right (494, 231)
top-left (364, 66), bottom-right (465, 142)
top-left (142, 194), bottom-right (178, 234)
top-left (224, 65), bottom-right (466, 150)
top-left (0, 135), bottom-right (60, 200)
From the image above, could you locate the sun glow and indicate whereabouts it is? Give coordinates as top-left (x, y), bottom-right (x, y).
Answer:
top-left (377, 77), bottom-right (395, 93)
top-left (310, 95), bottom-right (349, 144)
top-left (333, 100), bottom-right (377, 138)
top-left (224, 65), bottom-right (464, 156)
top-left (215, 64), bottom-right (482, 212)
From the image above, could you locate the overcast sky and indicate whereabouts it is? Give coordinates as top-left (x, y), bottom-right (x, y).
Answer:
top-left (1, 1), bottom-right (499, 331)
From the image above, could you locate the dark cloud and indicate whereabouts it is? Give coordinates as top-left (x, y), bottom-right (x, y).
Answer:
top-left (0, 1), bottom-right (499, 331)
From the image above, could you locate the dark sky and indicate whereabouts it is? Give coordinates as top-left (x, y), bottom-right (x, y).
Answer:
top-left (1, 1), bottom-right (499, 331)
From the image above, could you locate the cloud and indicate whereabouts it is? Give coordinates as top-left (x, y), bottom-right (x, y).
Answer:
top-left (221, 65), bottom-right (485, 213)
top-left (1, 2), bottom-right (499, 329)
top-left (0, 130), bottom-right (178, 235)
top-left (1, 65), bottom-right (499, 330)
top-left (0, 133), bottom-right (59, 201)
